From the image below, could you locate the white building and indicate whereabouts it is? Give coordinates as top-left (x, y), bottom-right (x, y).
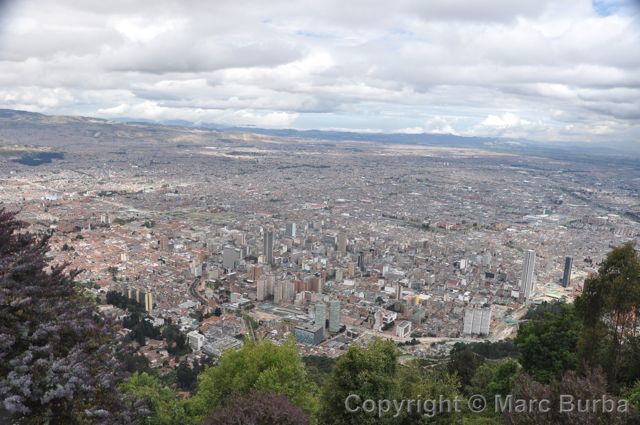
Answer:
top-left (463, 307), bottom-right (492, 336)
top-left (373, 309), bottom-right (398, 332)
top-left (396, 320), bottom-right (412, 338)
top-left (521, 250), bottom-right (536, 300)
top-left (328, 300), bottom-right (341, 332)
top-left (187, 330), bottom-right (205, 351)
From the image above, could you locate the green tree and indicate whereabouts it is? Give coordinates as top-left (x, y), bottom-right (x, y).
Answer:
top-left (467, 359), bottom-right (520, 408)
top-left (176, 361), bottom-right (197, 392)
top-left (304, 355), bottom-right (336, 388)
top-left (319, 339), bottom-right (399, 425)
top-left (448, 346), bottom-right (485, 389)
top-left (121, 372), bottom-right (188, 425)
top-left (514, 302), bottom-right (580, 383)
top-left (395, 362), bottom-right (463, 424)
top-left (625, 380), bottom-right (640, 411)
top-left (187, 338), bottom-right (318, 423)
top-left (575, 242), bottom-right (640, 390)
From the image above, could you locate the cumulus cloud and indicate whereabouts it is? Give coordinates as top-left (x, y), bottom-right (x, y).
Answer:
top-left (97, 100), bottom-right (299, 128)
top-left (0, 0), bottom-right (638, 141)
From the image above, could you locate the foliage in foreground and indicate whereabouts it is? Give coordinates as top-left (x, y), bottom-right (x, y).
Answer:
top-left (514, 303), bottom-right (581, 383)
top-left (0, 209), bottom-right (139, 424)
top-left (186, 338), bottom-right (319, 423)
top-left (201, 391), bottom-right (309, 425)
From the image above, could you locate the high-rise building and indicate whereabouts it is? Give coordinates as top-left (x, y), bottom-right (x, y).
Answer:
top-left (273, 280), bottom-right (294, 305)
top-left (329, 300), bottom-right (341, 332)
top-left (463, 307), bottom-right (492, 335)
top-left (562, 256), bottom-right (573, 287)
top-left (286, 222), bottom-right (297, 238)
top-left (223, 245), bottom-right (241, 270)
top-left (256, 276), bottom-right (267, 301)
top-left (266, 274), bottom-right (275, 296)
top-left (337, 233), bottom-right (347, 254)
top-left (284, 280), bottom-right (295, 302)
top-left (273, 281), bottom-right (284, 304)
top-left (263, 229), bottom-right (274, 264)
top-left (357, 251), bottom-right (365, 272)
top-left (346, 262), bottom-right (355, 278)
top-left (315, 302), bottom-right (326, 333)
top-left (310, 276), bottom-right (324, 293)
top-left (521, 250), bottom-right (536, 300)
top-left (144, 292), bottom-right (153, 313)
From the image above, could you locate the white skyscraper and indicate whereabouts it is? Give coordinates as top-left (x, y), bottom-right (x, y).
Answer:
top-left (521, 250), bottom-right (536, 300)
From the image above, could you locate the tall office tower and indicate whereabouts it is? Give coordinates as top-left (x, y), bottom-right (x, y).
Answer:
top-left (521, 250), bottom-right (536, 300)
top-left (562, 256), bottom-right (573, 287)
top-left (256, 276), bottom-right (267, 301)
top-left (263, 228), bottom-right (274, 264)
top-left (286, 222), bottom-right (297, 238)
top-left (357, 251), bottom-right (365, 272)
top-left (329, 300), bottom-right (341, 332)
top-left (337, 233), bottom-right (347, 254)
top-left (223, 245), bottom-right (241, 271)
top-left (315, 302), bottom-right (326, 332)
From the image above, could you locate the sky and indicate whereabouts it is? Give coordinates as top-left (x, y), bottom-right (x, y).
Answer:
top-left (0, 0), bottom-right (639, 143)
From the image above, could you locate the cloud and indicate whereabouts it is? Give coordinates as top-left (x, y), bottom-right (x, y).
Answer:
top-left (97, 100), bottom-right (299, 128)
top-left (424, 116), bottom-right (458, 135)
top-left (0, 0), bottom-right (638, 143)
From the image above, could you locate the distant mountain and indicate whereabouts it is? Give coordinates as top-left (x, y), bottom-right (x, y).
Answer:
top-left (0, 109), bottom-right (637, 166)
